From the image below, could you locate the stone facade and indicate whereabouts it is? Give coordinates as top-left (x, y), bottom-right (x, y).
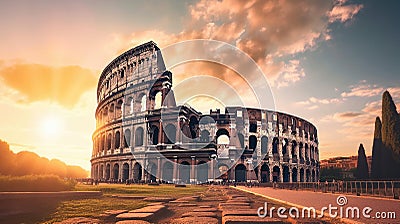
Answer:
top-left (91, 41), bottom-right (320, 184)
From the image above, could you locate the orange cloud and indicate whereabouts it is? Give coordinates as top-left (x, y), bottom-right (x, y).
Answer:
top-left (0, 63), bottom-right (97, 107)
top-left (112, 0), bottom-right (363, 89)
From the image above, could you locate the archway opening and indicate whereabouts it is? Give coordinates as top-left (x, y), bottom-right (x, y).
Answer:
top-left (162, 162), bottom-right (173, 183)
top-left (261, 164), bottom-right (270, 183)
top-left (197, 161), bottom-right (208, 183)
top-left (179, 161), bottom-right (190, 184)
top-left (249, 135), bottom-right (257, 150)
top-left (122, 163), bottom-right (129, 181)
top-left (292, 167), bottom-right (298, 182)
top-left (164, 124), bottom-right (176, 144)
top-left (283, 166), bottom-right (290, 182)
top-left (235, 164), bottom-right (246, 182)
top-left (113, 163), bottom-right (119, 180)
top-left (133, 163), bottom-right (142, 182)
top-left (272, 166), bottom-right (280, 182)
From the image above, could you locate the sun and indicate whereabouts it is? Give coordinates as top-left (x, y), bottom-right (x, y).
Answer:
top-left (40, 116), bottom-right (64, 137)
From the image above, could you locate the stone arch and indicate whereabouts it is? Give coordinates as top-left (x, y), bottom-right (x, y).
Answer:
top-left (189, 116), bottom-right (199, 139)
top-left (179, 161), bottom-right (190, 184)
top-left (292, 167), bottom-right (298, 182)
top-left (249, 121), bottom-right (257, 133)
top-left (261, 163), bottom-right (270, 183)
top-left (99, 164), bottom-right (104, 179)
top-left (113, 163), bottom-right (119, 180)
top-left (105, 164), bottom-right (111, 180)
top-left (133, 162), bottom-right (142, 182)
top-left (135, 127), bottom-right (144, 146)
top-left (127, 96), bottom-right (134, 114)
top-left (235, 164), bottom-right (246, 182)
top-left (140, 94), bottom-right (147, 112)
top-left (116, 99), bottom-right (123, 118)
top-left (249, 135), bottom-right (257, 150)
top-left (115, 131), bottom-right (121, 149)
top-left (148, 162), bottom-right (157, 182)
top-left (197, 161), bottom-right (208, 183)
top-left (162, 161), bottom-right (173, 183)
top-left (272, 166), bottom-right (280, 182)
top-left (154, 91), bottom-right (162, 109)
top-left (272, 137), bottom-right (279, 154)
top-left (164, 123), bottom-right (176, 144)
top-left (282, 138), bottom-right (289, 156)
top-left (124, 129), bottom-right (131, 148)
top-left (122, 163), bottom-right (129, 181)
top-left (102, 107), bottom-right (108, 123)
top-left (300, 168), bottom-right (305, 182)
top-left (299, 142), bottom-right (304, 163)
top-left (283, 165), bottom-right (290, 182)
top-left (109, 103), bottom-right (114, 120)
top-left (151, 125), bottom-right (159, 145)
top-left (107, 133), bottom-right (112, 150)
top-left (306, 169), bottom-right (311, 182)
top-left (312, 169), bottom-right (316, 182)
top-left (261, 136), bottom-right (268, 155)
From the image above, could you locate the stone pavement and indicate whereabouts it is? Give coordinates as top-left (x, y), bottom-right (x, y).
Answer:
top-left (236, 186), bottom-right (400, 224)
top-left (57, 186), bottom-right (341, 223)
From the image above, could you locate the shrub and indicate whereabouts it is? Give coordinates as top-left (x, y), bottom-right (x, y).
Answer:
top-left (0, 175), bottom-right (76, 192)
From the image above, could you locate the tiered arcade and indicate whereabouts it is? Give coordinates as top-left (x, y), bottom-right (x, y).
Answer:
top-left (91, 41), bottom-right (320, 184)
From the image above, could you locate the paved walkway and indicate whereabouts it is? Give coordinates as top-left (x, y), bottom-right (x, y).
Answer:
top-left (236, 186), bottom-right (400, 223)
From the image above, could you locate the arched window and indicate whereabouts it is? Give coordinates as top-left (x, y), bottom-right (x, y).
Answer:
top-left (154, 91), bottom-right (162, 109)
top-left (135, 127), bottom-right (144, 146)
top-left (189, 116), bottom-right (198, 139)
top-left (216, 128), bottom-right (230, 145)
top-left (140, 95), bottom-right (146, 112)
top-left (249, 122), bottom-right (257, 133)
top-left (116, 100), bottom-right (123, 118)
top-left (164, 124), bottom-right (176, 144)
top-left (261, 136), bottom-right (268, 154)
top-left (272, 137), bottom-right (279, 154)
top-left (249, 135), bottom-right (257, 150)
top-left (124, 129), bottom-right (131, 148)
top-left (151, 125), bottom-right (159, 145)
top-left (107, 133), bottom-right (112, 150)
top-left (115, 131), bottom-right (120, 149)
top-left (120, 70), bottom-right (124, 78)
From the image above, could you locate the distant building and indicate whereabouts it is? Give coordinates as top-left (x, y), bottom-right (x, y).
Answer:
top-left (320, 155), bottom-right (372, 179)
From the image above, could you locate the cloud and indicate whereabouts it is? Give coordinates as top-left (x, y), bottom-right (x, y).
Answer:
top-left (335, 111), bottom-right (363, 118)
top-left (0, 63), bottom-right (97, 108)
top-left (341, 80), bottom-right (384, 98)
top-left (296, 96), bottom-right (341, 109)
top-left (111, 0), bottom-right (363, 88)
top-left (328, 1), bottom-right (364, 23)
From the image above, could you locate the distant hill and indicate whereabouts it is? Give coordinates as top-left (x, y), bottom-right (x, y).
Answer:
top-left (0, 139), bottom-right (88, 178)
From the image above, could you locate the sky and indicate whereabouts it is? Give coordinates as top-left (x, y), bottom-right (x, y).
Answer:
top-left (0, 0), bottom-right (399, 170)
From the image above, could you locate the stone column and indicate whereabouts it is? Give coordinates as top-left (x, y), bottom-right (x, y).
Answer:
top-left (173, 156), bottom-right (178, 183)
top-left (157, 157), bottom-right (161, 182)
top-left (158, 120), bottom-right (163, 144)
top-left (210, 158), bottom-right (215, 182)
top-left (289, 167), bottom-right (292, 182)
top-left (190, 156), bottom-right (196, 184)
top-left (269, 166), bottom-right (273, 182)
top-left (278, 139), bottom-right (283, 163)
top-left (297, 167), bottom-right (300, 182)
top-left (279, 165), bottom-right (283, 182)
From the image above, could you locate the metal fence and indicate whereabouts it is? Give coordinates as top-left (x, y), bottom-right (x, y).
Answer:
top-left (261, 181), bottom-right (400, 199)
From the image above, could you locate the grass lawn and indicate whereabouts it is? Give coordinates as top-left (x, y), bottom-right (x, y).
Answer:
top-left (74, 183), bottom-right (206, 196)
top-left (42, 183), bottom-right (207, 223)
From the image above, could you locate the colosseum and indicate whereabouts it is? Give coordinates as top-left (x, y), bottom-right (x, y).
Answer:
top-left (91, 41), bottom-right (320, 184)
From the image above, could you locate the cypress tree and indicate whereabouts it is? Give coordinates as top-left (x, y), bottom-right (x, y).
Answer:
top-left (356, 144), bottom-right (369, 180)
top-left (381, 91), bottom-right (400, 156)
top-left (371, 117), bottom-right (383, 179)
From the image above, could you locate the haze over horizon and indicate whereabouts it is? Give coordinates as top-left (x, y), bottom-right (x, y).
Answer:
top-left (0, 0), bottom-right (399, 170)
